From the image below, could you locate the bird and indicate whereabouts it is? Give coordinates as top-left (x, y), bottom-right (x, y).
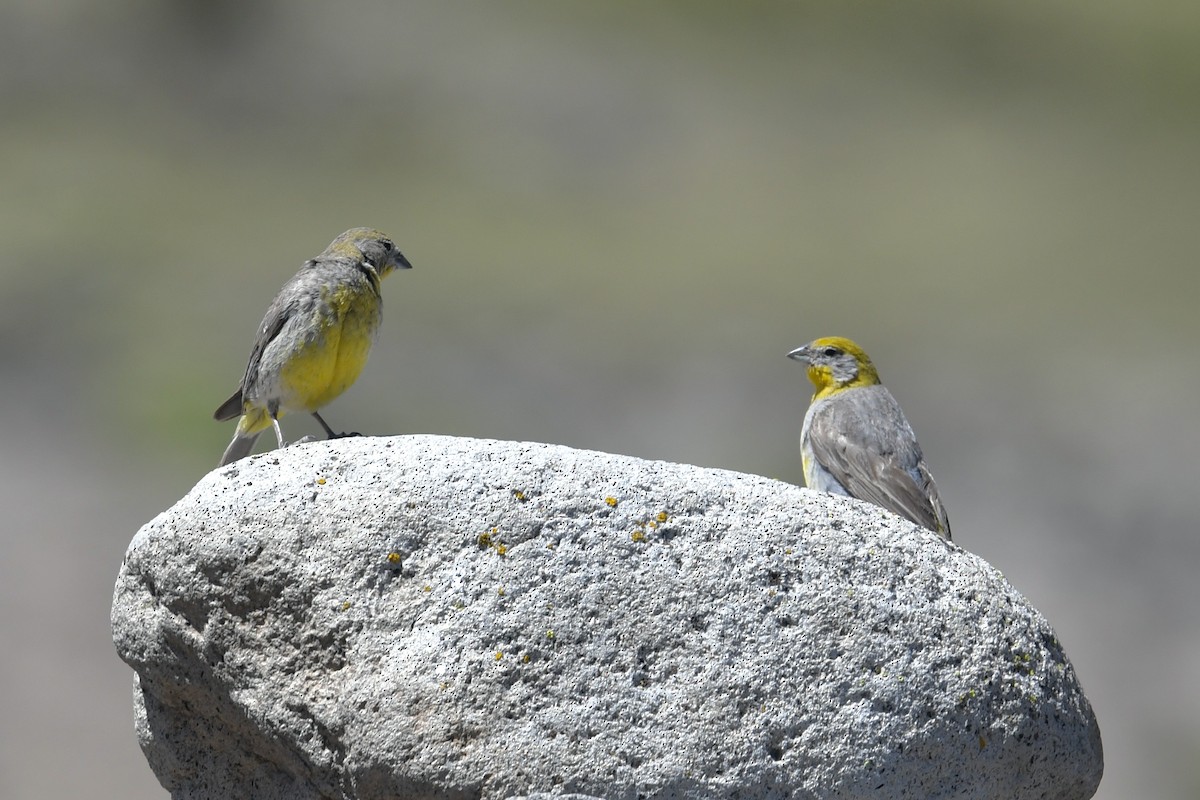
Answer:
top-left (214, 227), bottom-right (411, 466)
top-left (787, 336), bottom-right (951, 539)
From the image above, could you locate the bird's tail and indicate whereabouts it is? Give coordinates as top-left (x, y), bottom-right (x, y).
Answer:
top-left (219, 431), bottom-right (261, 466)
top-left (218, 406), bottom-right (274, 466)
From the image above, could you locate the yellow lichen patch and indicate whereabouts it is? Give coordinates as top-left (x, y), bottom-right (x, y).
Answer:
top-left (656, 511), bottom-right (668, 523)
top-left (316, 477), bottom-right (327, 485)
top-left (497, 586), bottom-right (505, 597)
top-left (521, 654), bottom-right (531, 664)
top-left (1012, 651), bottom-right (1034, 675)
top-left (605, 496), bottom-right (618, 507)
top-left (386, 551), bottom-right (402, 565)
top-left (478, 528), bottom-right (508, 556)
top-left (631, 529), bottom-right (646, 543)
top-left (494, 651), bottom-right (504, 661)
top-left (422, 585), bottom-right (432, 593)
top-left (546, 629), bottom-right (556, 640)
top-left (512, 489), bottom-right (528, 502)
top-left (340, 601), bottom-right (352, 611)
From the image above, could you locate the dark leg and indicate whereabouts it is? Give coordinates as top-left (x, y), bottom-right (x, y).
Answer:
top-left (312, 411), bottom-right (361, 439)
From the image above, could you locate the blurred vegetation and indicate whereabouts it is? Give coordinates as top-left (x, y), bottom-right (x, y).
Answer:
top-left (1, 2), bottom-right (1198, 799)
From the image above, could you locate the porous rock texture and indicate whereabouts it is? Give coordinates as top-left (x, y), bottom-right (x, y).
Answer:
top-left (112, 435), bottom-right (1103, 800)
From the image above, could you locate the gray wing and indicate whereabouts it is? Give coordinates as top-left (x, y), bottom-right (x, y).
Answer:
top-left (807, 385), bottom-right (951, 537)
top-left (213, 389), bottom-right (244, 421)
top-left (237, 261), bottom-right (327, 398)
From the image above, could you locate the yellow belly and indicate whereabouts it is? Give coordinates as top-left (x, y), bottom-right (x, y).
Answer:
top-left (278, 285), bottom-right (379, 412)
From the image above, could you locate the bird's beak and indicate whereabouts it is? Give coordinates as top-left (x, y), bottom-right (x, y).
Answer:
top-left (393, 251), bottom-right (413, 270)
top-left (787, 345), bottom-right (809, 363)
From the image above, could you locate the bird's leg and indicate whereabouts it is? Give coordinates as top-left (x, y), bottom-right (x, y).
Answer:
top-left (313, 411), bottom-right (361, 439)
top-left (268, 402), bottom-right (288, 447)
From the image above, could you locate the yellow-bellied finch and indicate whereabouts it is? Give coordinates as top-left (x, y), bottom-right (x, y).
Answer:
top-left (214, 228), bottom-right (411, 465)
top-left (788, 336), bottom-right (951, 539)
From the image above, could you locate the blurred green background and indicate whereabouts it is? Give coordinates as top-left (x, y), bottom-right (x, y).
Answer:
top-left (2, 1), bottom-right (1197, 797)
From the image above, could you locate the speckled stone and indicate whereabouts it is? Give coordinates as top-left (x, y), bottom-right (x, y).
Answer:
top-left (112, 435), bottom-right (1102, 800)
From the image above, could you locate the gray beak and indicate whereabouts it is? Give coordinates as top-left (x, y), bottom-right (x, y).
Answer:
top-left (786, 346), bottom-right (810, 363)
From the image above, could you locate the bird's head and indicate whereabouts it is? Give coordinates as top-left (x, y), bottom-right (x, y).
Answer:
top-left (787, 336), bottom-right (880, 398)
top-left (325, 227), bottom-right (413, 277)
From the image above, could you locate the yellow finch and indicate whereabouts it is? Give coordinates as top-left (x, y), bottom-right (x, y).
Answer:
top-left (787, 336), bottom-right (951, 539)
top-left (214, 227), bottom-right (411, 466)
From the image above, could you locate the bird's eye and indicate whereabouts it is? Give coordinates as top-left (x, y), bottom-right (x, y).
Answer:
top-left (822, 347), bottom-right (840, 357)
top-left (382, 240), bottom-right (393, 252)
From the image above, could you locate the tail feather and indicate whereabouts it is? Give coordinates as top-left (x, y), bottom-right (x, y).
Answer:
top-left (217, 404), bottom-right (275, 466)
top-left (219, 431), bottom-right (260, 466)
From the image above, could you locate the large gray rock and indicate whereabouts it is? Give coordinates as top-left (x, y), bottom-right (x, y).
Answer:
top-left (112, 435), bottom-right (1102, 799)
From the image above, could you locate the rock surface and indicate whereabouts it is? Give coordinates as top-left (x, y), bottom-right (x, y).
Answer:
top-left (112, 435), bottom-right (1103, 799)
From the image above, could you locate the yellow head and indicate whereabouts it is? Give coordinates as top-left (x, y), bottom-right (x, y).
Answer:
top-left (322, 227), bottom-right (413, 278)
top-left (787, 336), bottom-right (881, 399)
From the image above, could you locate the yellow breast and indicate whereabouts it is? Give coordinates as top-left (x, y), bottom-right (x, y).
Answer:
top-left (279, 284), bottom-right (380, 412)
